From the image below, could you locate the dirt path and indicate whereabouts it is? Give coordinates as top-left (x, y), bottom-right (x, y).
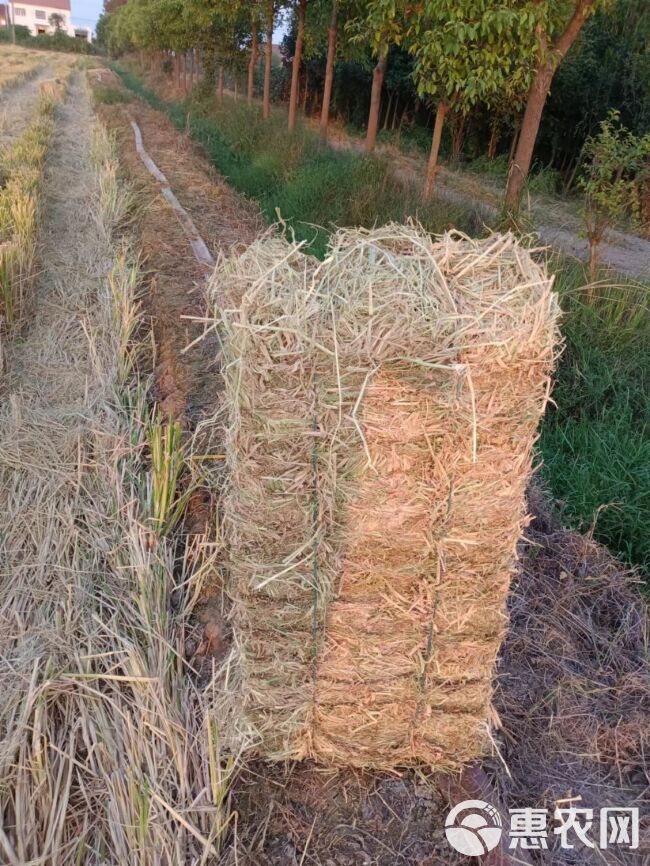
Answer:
top-left (0, 64), bottom-right (57, 147)
top-left (323, 126), bottom-right (650, 280)
top-left (94, 90), bottom-right (261, 425)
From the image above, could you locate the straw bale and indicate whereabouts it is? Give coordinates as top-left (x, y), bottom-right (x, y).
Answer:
top-left (212, 224), bottom-right (561, 768)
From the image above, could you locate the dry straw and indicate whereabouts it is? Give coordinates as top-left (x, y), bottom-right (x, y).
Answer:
top-left (0, 82), bottom-right (231, 864)
top-left (211, 223), bottom-right (561, 769)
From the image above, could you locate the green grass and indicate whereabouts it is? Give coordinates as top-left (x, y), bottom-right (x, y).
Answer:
top-left (467, 152), bottom-right (563, 195)
top-left (92, 84), bottom-right (133, 105)
top-left (540, 260), bottom-right (650, 572)
top-left (111, 62), bottom-right (650, 575)
top-left (109, 63), bottom-right (481, 257)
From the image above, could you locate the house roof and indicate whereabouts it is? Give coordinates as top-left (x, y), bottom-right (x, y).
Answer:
top-left (15, 0), bottom-right (72, 10)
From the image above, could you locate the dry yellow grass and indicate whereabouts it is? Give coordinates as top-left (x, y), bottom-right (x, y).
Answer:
top-left (0, 43), bottom-right (48, 91)
top-left (0, 91), bottom-right (59, 330)
top-left (0, 43), bottom-right (77, 94)
top-left (0, 75), bottom-right (233, 864)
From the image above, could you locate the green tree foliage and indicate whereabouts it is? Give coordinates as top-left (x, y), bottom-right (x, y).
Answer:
top-left (407, 0), bottom-right (538, 195)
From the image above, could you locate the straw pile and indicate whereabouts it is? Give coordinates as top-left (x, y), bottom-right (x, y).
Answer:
top-left (214, 224), bottom-right (561, 769)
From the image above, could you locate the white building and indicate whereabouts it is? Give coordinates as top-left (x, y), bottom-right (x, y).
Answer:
top-left (6, 0), bottom-right (90, 41)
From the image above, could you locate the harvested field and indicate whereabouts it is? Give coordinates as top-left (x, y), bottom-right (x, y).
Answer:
top-left (0, 47), bottom-right (75, 148)
top-left (0, 85), bottom-right (61, 332)
top-left (0, 44), bottom-right (45, 92)
top-left (0, 71), bottom-right (230, 864)
top-left (0, 51), bottom-right (647, 866)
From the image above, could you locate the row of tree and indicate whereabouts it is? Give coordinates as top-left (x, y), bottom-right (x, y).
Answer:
top-left (98, 0), bottom-right (640, 217)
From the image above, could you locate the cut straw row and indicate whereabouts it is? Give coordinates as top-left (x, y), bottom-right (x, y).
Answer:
top-left (0, 78), bottom-right (230, 864)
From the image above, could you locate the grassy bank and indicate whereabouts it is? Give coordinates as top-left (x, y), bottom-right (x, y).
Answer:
top-left (540, 265), bottom-right (650, 571)
top-left (109, 63), bottom-right (481, 257)
top-left (111, 62), bottom-right (650, 575)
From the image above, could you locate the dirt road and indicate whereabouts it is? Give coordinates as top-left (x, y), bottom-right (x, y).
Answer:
top-left (327, 127), bottom-right (650, 280)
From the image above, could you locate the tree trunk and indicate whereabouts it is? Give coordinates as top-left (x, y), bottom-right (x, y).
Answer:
top-left (504, 0), bottom-right (595, 215)
top-left (487, 123), bottom-right (499, 159)
top-left (391, 97), bottom-right (400, 131)
top-left (564, 156), bottom-right (580, 192)
top-left (218, 65), bottom-right (224, 102)
top-left (319, 0), bottom-right (338, 143)
top-left (364, 43), bottom-right (388, 153)
top-left (182, 52), bottom-right (187, 92)
top-left (263, 0), bottom-right (274, 120)
top-left (508, 120), bottom-right (520, 165)
top-left (175, 52), bottom-right (180, 90)
top-left (288, 0), bottom-right (306, 130)
top-left (588, 237), bottom-right (599, 280)
top-left (450, 113), bottom-right (466, 164)
top-left (383, 91), bottom-right (393, 131)
top-left (247, 16), bottom-right (258, 106)
top-left (424, 103), bottom-right (448, 199)
top-left (234, 78), bottom-right (239, 101)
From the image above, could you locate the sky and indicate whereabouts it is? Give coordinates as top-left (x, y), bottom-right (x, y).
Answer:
top-left (69, 2), bottom-right (289, 41)
top-left (70, 0), bottom-right (103, 33)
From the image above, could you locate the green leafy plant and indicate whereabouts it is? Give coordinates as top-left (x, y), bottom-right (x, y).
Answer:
top-left (578, 110), bottom-right (650, 277)
top-left (147, 415), bottom-right (196, 536)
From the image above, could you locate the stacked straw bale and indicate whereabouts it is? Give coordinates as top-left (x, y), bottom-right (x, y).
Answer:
top-left (213, 225), bottom-right (561, 769)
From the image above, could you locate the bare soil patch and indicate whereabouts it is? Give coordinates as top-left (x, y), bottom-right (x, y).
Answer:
top-left (95, 93), bottom-right (261, 425)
